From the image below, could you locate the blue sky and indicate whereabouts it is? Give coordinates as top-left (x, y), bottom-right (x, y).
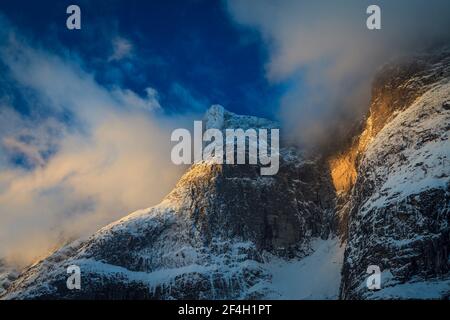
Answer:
top-left (0, 0), bottom-right (282, 118)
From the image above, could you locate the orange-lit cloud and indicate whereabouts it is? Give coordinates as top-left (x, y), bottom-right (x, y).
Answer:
top-left (0, 21), bottom-right (194, 266)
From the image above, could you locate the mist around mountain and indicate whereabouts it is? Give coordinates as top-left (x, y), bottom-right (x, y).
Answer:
top-left (1, 48), bottom-right (449, 300)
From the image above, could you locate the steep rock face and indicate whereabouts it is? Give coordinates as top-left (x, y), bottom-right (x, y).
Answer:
top-left (340, 50), bottom-right (450, 299)
top-left (2, 106), bottom-right (337, 300)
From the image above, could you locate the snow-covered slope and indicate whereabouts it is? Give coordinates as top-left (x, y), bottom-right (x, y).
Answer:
top-left (265, 238), bottom-right (344, 299)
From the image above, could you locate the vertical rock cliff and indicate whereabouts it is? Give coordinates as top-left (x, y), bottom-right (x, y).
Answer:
top-left (337, 49), bottom-right (450, 299)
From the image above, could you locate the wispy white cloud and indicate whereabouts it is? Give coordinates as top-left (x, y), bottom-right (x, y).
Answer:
top-left (108, 36), bottom-right (134, 62)
top-left (170, 82), bottom-right (208, 112)
top-left (113, 87), bottom-right (161, 111)
top-left (0, 21), bottom-right (192, 265)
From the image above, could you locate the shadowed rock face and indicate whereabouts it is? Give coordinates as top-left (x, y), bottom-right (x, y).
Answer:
top-left (175, 159), bottom-right (335, 256)
top-left (2, 108), bottom-right (336, 300)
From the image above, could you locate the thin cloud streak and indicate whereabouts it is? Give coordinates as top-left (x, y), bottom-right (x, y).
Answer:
top-left (0, 19), bottom-right (191, 266)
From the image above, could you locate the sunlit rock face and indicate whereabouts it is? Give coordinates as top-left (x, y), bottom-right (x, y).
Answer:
top-left (340, 49), bottom-right (450, 299)
top-left (330, 49), bottom-right (450, 196)
top-left (2, 108), bottom-right (336, 300)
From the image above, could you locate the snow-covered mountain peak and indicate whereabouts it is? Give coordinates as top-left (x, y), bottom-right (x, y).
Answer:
top-left (204, 104), bottom-right (278, 131)
top-left (204, 104), bottom-right (225, 130)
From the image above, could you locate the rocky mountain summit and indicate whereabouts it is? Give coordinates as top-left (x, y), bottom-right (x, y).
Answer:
top-left (2, 49), bottom-right (449, 300)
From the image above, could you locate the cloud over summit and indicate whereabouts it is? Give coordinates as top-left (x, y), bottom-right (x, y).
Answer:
top-left (227, 0), bottom-right (450, 150)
